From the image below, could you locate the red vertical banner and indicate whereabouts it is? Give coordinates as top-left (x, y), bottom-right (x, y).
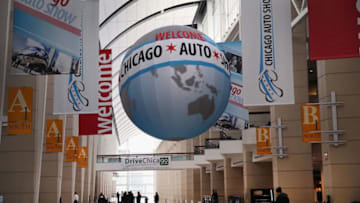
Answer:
top-left (79, 49), bottom-right (112, 135)
top-left (308, 0), bottom-right (360, 60)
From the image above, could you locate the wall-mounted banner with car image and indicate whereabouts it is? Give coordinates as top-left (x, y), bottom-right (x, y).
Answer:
top-left (214, 41), bottom-right (249, 130)
top-left (53, 0), bottom-right (99, 114)
top-left (242, 0), bottom-right (295, 106)
top-left (11, 0), bottom-right (81, 75)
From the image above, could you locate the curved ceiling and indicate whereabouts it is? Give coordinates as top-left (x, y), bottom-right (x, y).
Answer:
top-left (99, 0), bottom-right (201, 145)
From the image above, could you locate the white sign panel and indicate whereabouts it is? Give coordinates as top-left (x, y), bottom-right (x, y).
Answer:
top-left (123, 156), bottom-right (171, 170)
top-left (53, 0), bottom-right (99, 114)
top-left (242, 0), bottom-right (294, 106)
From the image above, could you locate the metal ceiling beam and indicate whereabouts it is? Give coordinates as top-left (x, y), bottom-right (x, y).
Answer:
top-left (100, 0), bottom-right (137, 28)
top-left (291, 0), bottom-right (308, 29)
top-left (103, 1), bottom-right (201, 49)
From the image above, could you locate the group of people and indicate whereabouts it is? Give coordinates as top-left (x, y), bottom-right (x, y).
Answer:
top-left (115, 191), bottom-right (159, 203)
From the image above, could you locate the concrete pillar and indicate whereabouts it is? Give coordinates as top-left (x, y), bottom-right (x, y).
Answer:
top-left (0, 52), bottom-right (47, 203)
top-left (39, 152), bottom-right (64, 203)
top-left (0, 0), bottom-right (11, 144)
top-left (243, 151), bottom-right (273, 203)
top-left (84, 136), bottom-right (94, 203)
top-left (193, 168), bottom-right (201, 203)
top-left (210, 162), bottom-right (224, 201)
top-left (200, 166), bottom-right (211, 199)
top-left (270, 18), bottom-right (314, 203)
top-left (75, 167), bottom-right (84, 201)
top-left (317, 58), bottom-right (360, 202)
top-left (224, 158), bottom-right (243, 203)
top-left (39, 77), bottom-right (64, 203)
top-left (61, 115), bottom-right (78, 202)
top-left (90, 136), bottom-right (98, 201)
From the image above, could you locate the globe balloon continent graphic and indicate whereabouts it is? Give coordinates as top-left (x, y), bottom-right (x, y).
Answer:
top-left (119, 25), bottom-right (231, 140)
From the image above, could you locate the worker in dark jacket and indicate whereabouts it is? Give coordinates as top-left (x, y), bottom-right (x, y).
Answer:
top-left (275, 187), bottom-right (289, 203)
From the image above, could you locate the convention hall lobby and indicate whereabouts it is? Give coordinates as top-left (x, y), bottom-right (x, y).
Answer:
top-left (0, 0), bottom-right (360, 203)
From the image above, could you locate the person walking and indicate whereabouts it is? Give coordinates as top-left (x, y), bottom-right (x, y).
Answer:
top-left (117, 192), bottom-right (120, 203)
top-left (73, 192), bottom-right (79, 203)
top-left (136, 192), bottom-right (142, 203)
top-left (129, 191), bottom-right (134, 203)
top-left (275, 187), bottom-right (289, 203)
top-left (211, 190), bottom-right (218, 203)
top-left (154, 192), bottom-right (159, 203)
top-left (98, 192), bottom-right (106, 203)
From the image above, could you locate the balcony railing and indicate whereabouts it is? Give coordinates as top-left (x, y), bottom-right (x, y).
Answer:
top-left (96, 153), bottom-right (195, 164)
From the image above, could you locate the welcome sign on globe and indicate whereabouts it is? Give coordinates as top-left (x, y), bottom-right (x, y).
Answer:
top-left (120, 26), bottom-right (231, 140)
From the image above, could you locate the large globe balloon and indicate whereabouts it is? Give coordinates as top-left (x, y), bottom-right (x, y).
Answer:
top-left (119, 25), bottom-right (230, 140)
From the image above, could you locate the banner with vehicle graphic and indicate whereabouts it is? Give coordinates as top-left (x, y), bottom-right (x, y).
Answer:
top-left (242, 0), bottom-right (295, 106)
top-left (53, 0), bottom-right (99, 114)
top-left (215, 41), bottom-right (249, 130)
top-left (11, 0), bottom-right (81, 75)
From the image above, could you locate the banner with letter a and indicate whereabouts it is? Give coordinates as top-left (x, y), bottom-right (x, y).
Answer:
top-left (301, 104), bottom-right (321, 142)
top-left (79, 49), bottom-right (112, 136)
top-left (65, 136), bottom-right (79, 162)
top-left (256, 127), bottom-right (271, 155)
top-left (308, 0), bottom-right (360, 60)
top-left (242, 0), bottom-right (294, 106)
top-left (77, 147), bottom-right (88, 168)
top-left (45, 120), bottom-right (63, 152)
top-left (8, 87), bottom-right (33, 134)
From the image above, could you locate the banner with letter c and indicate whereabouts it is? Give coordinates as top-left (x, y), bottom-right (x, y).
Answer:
top-left (242, 0), bottom-right (294, 106)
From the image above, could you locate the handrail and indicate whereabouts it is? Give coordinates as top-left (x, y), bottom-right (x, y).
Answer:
top-left (97, 152), bottom-right (194, 157)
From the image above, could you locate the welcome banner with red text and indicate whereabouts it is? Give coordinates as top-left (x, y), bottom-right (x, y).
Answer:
top-left (79, 49), bottom-right (112, 136)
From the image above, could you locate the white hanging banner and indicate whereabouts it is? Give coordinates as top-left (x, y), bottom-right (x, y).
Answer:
top-left (242, 0), bottom-right (294, 106)
top-left (53, 0), bottom-right (99, 114)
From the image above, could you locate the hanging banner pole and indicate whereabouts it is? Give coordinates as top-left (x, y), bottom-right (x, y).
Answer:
top-left (0, 0), bottom-right (12, 143)
top-left (304, 91), bottom-right (346, 146)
